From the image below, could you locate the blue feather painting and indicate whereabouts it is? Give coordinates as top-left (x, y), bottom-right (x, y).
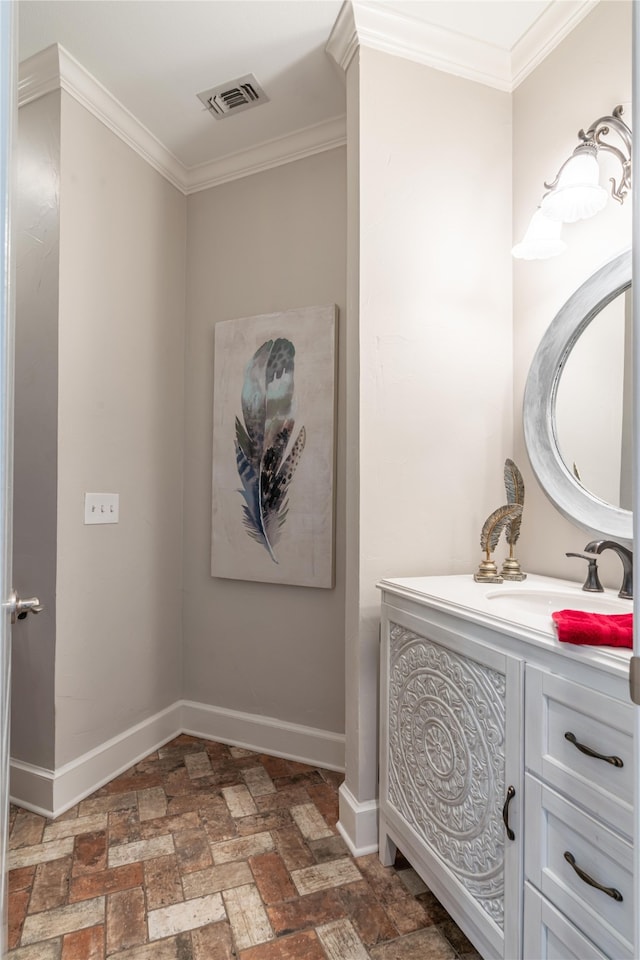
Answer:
top-left (235, 338), bottom-right (305, 563)
top-left (212, 304), bottom-right (337, 588)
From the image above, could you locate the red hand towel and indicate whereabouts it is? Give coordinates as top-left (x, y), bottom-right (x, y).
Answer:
top-left (551, 610), bottom-right (633, 648)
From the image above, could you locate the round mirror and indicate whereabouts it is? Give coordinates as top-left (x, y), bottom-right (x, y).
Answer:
top-left (523, 249), bottom-right (632, 543)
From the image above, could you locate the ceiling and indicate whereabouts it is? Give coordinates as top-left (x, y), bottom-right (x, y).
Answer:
top-left (17, 0), bottom-right (595, 180)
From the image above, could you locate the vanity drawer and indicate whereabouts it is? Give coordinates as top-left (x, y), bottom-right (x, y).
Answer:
top-left (525, 666), bottom-right (633, 835)
top-left (525, 776), bottom-right (633, 960)
top-left (523, 884), bottom-right (610, 960)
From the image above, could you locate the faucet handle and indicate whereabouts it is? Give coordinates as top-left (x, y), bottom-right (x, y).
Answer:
top-left (566, 552), bottom-right (604, 593)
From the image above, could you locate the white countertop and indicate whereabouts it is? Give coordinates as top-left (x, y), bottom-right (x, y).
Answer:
top-left (378, 573), bottom-right (634, 673)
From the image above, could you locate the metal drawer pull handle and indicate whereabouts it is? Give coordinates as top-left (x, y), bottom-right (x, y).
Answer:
top-left (564, 732), bottom-right (623, 767)
top-left (502, 785), bottom-right (515, 840)
top-left (563, 852), bottom-right (623, 902)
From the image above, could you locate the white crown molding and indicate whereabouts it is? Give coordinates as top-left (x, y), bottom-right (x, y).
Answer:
top-left (17, 43), bottom-right (61, 107)
top-left (327, 0), bottom-right (599, 93)
top-left (326, 1), bottom-right (359, 72)
top-left (57, 45), bottom-right (187, 192)
top-left (327, 0), bottom-right (512, 90)
top-left (18, 44), bottom-right (346, 195)
top-left (19, 44), bottom-right (186, 192)
top-left (511, 0), bottom-right (599, 88)
top-left (184, 116), bottom-right (347, 195)
top-left (17, 3), bottom-right (598, 191)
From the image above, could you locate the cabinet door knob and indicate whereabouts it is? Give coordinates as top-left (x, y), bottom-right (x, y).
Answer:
top-left (564, 731), bottom-right (623, 767)
top-left (502, 785), bottom-right (516, 841)
top-left (563, 851), bottom-right (623, 901)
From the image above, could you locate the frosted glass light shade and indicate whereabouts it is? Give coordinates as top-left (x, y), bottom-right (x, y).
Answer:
top-left (512, 209), bottom-right (567, 260)
top-left (540, 150), bottom-right (608, 223)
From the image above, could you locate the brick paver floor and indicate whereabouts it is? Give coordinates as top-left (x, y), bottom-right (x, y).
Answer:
top-left (7, 735), bottom-right (482, 959)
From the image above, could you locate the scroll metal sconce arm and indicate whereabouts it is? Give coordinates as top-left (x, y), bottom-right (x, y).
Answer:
top-left (544, 105), bottom-right (632, 206)
top-left (585, 112), bottom-right (632, 204)
top-left (514, 104), bottom-right (632, 260)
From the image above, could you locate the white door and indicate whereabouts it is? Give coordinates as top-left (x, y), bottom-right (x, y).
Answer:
top-left (633, 9), bottom-right (640, 960)
top-left (0, 1), bottom-right (16, 953)
top-left (0, 5), bottom-right (44, 950)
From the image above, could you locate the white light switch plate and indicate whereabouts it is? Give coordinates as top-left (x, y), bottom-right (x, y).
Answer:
top-left (84, 492), bottom-right (119, 524)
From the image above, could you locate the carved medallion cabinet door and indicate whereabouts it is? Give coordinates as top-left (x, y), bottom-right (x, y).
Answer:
top-left (379, 607), bottom-right (524, 960)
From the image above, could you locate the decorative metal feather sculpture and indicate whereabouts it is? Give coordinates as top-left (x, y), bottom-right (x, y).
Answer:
top-left (235, 338), bottom-right (305, 563)
top-left (474, 502), bottom-right (522, 582)
top-left (503, 458), bottom-right (525, 553)
top-left (480, 503), bottom-right (523, 561)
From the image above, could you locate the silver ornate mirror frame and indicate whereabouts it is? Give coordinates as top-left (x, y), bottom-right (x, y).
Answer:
top-left (523, 248), bottom-right (632, 544)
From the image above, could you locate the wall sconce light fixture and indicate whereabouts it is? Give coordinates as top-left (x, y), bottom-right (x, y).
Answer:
top-left (511, 208), bottom-right (566, 260)
top-left (513, 104), bottom-right (632, 260)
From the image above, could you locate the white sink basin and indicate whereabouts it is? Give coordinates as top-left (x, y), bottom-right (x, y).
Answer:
top-left (486, 588), bottom-right (632, 616)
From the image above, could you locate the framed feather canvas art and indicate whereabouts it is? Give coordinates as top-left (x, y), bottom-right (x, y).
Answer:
top-left (211, 304), bottom-right (337, 588)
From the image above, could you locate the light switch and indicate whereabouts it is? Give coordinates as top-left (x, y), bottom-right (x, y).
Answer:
top-left (84, 492), bottom-right (119, 525)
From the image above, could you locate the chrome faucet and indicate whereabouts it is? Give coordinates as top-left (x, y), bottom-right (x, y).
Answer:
top-left (584, 540), bottom-right (633, 599)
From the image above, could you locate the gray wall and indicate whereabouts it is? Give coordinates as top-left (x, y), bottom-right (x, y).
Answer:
top-left (13, 0), bottom-right (630, 785)
top-left (512, 0), bottom-right (632, 589)
top-left (12, 91), bottom-right (61, 769)
top-left (342, 46), bottom-right (513, 815)
top-left (53, 94), bottom-right (186, 766)
top-left (183, 148), bottom-right (347, 735)
top-left (12, 90), bottom-right (186, 770)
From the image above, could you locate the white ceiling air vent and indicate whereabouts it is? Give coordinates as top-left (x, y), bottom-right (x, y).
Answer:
top-left (197, 74), bottom-right (269, 120)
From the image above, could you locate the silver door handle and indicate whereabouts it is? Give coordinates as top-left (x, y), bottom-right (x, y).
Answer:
top-left (8, 590), bottom-right (43, 624)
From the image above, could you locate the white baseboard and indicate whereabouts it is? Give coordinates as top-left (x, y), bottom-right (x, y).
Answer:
top-left (10, 702), bottom-right (182, 819)
top-left (10, 700), bottom-right (345, 818)
top-left (181, 700), bottom-right (345, 772)
top-left (337, 782), bottom-right (379, 856)
top-left (9, 759), bottom-right (55, 818)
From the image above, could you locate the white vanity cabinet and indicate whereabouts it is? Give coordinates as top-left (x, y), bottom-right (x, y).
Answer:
top-left (523, 667), bottom-right (634, 960)
top-left (378, 594), bottom-right (524, 960)
top-left (378, 575), bottom-right (634, 960)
